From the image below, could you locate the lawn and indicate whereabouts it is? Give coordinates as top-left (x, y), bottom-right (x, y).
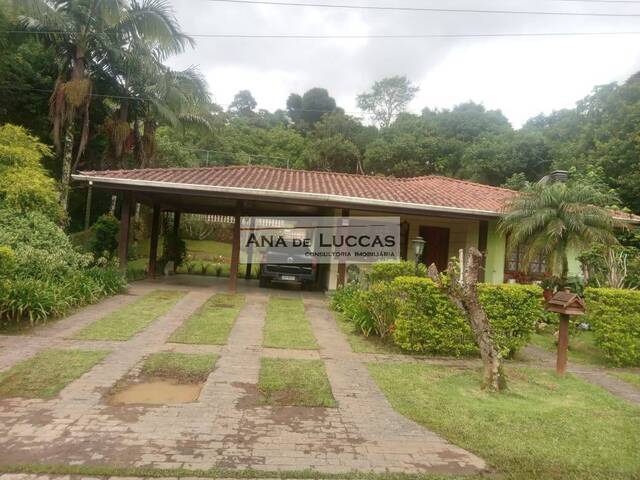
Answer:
top-left (529, 330), bottom-right (610, 366)
top-left (369, 363), bottom-right (640, 480)
top-left (263, 297), bottom-right (318, 349)
top-left (0, 349), bottom-right (109, 398)
top-left (169, 294), bottom-right (244, 344)
top-left (141, 352), bottom-right (217, 383)
top-left (335, 313), bottom-right (403, 354)
top-left (74, 290), bottom-right (185, 341)
top-left (258, 358), bottom-right (336, 407)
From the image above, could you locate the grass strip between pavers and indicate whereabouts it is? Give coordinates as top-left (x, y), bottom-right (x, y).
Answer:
top-left (258, 357), bottom-right (336, 407)
top-left (0, 349), bottom-right (110, 398)
top-left (74, 290), bottom-right (185, 341)
top-left (0, 463), bottom-right (478, 480)
top-left (369, 362), bottom-right (640, 480)
top-left (263, 296), bottom-right (318, 349)
top-left (169, 293), bottom-right (244, 345)
top-left (141, 352), bottom-right (218, 383)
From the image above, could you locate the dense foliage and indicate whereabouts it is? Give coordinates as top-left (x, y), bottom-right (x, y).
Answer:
top-left (0, 207), bottom-right (126, 325)
top-left (585, 288), bottom-right (640, 366)
top-left (0, 124), bottom-right (62, 222)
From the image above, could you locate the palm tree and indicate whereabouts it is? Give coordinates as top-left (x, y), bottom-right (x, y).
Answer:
top-left (16, 0), bottom-right (192, 211)
top-left (499, 182), bottom-right (621, 286)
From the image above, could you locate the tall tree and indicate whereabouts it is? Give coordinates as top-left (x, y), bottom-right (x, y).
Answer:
top-left (287, 88), bottom-right (337, 130)
top-left (228, 90), bottom-right (257, 117)
top-left (357, 75), bottom-right (418, 128)
top-left (499, 182), bottom-right (619, 285)
top-left (16, 0), bottom-right (193, 211)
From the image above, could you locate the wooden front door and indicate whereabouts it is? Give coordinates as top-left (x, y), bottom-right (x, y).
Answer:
top-left (419, 226), bottom-right (450, 272)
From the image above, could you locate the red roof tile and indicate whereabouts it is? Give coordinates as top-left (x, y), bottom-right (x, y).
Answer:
top-left (75, 165), bottom-right (640, 222)
top-left (77, 165), bottom-right (515, 215)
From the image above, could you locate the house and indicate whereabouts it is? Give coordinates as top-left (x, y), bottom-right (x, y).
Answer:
top-left (72, 165), bottom-right (640, 291)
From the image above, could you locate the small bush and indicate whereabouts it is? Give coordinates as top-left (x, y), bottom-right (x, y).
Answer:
top-left (89, 214), bottom-right (119, 258)
top-left (361, 282), bottom-right (398, 339)
top-left (585, 287), bottom-right (640, 366)
top-left (368, 260), bottom-right (427, 284)
top-left (330, 283), bottom-right (375, 336)
top-left (477, 284), bottom-right (543, 358)
top-left (392, 277), bottom-right (476, 356)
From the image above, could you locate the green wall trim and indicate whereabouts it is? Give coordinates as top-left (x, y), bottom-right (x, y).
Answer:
top-left (484, 219), bottom-right (505, 284)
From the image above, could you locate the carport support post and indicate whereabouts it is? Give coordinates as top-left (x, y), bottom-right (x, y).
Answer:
top-left (118, 192), bottom-right (132, 272)
top-left (228, 201), bottom-right (243, 293)
top-left (337, 208), bottom-right (350, 288)
top-left (173, 210), bottom-right (181, 273)
top-left (245, 216), bottom-right (255, 280)
top-left (148, 204), bottom-right (161, 277)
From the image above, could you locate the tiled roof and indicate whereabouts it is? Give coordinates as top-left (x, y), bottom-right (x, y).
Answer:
top-left (75, 165), bottom-right (640, 222)
top-left (77, 165), bottom-right (516, 215)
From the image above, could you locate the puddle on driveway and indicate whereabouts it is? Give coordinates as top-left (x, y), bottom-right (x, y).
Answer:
top-left (108, 379), bottom-right (203, 405)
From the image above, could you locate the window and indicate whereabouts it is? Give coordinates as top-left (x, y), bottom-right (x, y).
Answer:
top-left (505, 242), bottom-right (548, 281)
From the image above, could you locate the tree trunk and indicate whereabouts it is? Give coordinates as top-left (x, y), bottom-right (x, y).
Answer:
top-left (428, 248), bottom-right (506, 392)
top-left (59, 121), bottom-right (75, 213)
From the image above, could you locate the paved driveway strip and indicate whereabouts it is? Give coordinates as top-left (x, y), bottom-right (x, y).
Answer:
top-left (0, 281), bottom-right (486, 476)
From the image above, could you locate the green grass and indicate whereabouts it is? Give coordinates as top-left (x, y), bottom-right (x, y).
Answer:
top-left (74, 290), bottom-right (185, 341)
top-left (335, 313), bottom-right (402, 354)
top-left (169, 294), bottom-right (244, 345)
top-left (0, 463), bottom-right (478, 480)
top-left (258, 358), bottom-right (337, 407)
top-left (263, 297), bottom-right (318, 349)
top-left (610, 371), bottom-right (640, 390)
top-left (0, 349), bottom-right (109, 398)
top-left (530, 330), bottom-right (610, 366)
top-left (138, 238), bottom-right (232, 261)
top-left (369, 362), bottom-right (640, 480)
top-left (141, 352), bottom-right (217, 383)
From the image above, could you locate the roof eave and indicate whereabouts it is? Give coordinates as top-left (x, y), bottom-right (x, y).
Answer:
top-left (72, 173), bottom-right (503, 219)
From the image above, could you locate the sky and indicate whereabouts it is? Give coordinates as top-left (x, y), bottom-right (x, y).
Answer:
top-left (166, 0), bottom-right (640, 127)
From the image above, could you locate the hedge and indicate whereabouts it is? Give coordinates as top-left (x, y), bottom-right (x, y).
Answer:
top-left (368, 260), bottom-right (427, 284)
top-left (333, 277), bottom-right (543, 358)
top-left (585, 287), bottom-right (640, 366)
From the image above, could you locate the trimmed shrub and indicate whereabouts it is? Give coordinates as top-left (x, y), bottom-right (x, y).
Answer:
top-left (367, 260), bottom-right (427, 284)
top-left (392, 277), bottom-right (476, 357)
top-left (337, 276), bottom-right (543, 358)
top-left (585, 287), bottom-right (640, 366)
top-left (477, 284), bottom-right (543, 358)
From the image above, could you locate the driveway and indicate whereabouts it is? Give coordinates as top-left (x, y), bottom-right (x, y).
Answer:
top-left (0, 276), bottom-right (485, 475)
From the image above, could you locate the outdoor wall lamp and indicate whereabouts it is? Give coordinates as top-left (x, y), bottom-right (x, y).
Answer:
top-left (412, 236), bottom-right (425, 273)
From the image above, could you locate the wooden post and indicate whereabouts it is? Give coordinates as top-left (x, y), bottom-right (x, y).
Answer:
top-left (228, 201), bottom-right (243, 293)
top-left (118, 193), bottom-right (132, 272)
top-left (245, 216), bottom-right (255, 280)
top-left (556, 314), bottom-right (570, 375)
top-left (173, 211), bottom-right (181, 273)
top-left (148, 204), bottom-right (161, 277)
top-left (336, 208), bottom-right (350, 288)
top-left (84, 182), bottom-right (93, 230)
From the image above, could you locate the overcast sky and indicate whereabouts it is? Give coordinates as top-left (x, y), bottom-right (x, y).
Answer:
top-left (167, 0), bottom-right (640, 127)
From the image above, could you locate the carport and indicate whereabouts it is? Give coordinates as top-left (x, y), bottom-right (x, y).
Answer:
top-left (73, 164), bottom-right (518, 292)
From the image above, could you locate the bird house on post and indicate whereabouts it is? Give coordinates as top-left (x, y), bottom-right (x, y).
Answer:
top-left (545, 288), bottom-right (586, 375)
